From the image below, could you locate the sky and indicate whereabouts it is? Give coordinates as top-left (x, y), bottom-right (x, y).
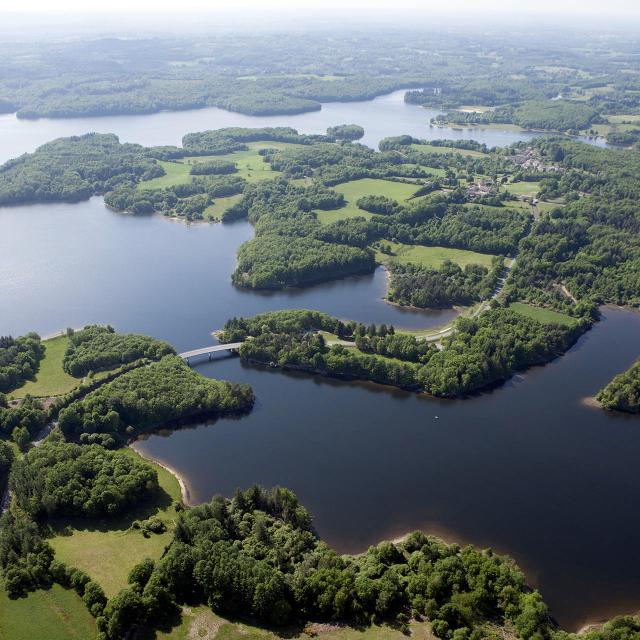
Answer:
top-left (2, 0), bottom-right (639, 15)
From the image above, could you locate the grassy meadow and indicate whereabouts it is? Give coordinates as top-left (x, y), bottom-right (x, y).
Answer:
top-left (503, 181), bottom-right (541, 198)
top-left (49, 449), bottom-right (182, 597)
top-left (0, 584), bottom-right (97, 640)
top-left (156, 607), bottom-right (438, 640)
top-left (411, 143), bottom-right (486, 157)
top-left (11, 336), bottom-right (79, 399)
top-left (376, 241), bottom-right (496, 269)
top-left (316, 178), bottom-right (419, 224)
top-left (510, 302), bottom-right (576, 326)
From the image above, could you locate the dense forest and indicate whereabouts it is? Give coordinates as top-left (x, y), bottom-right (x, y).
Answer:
top-left (388, 260), bottom-right (502, 308)
top-left (0, 395), bottom-right (47, 448)
top-left (0, 134), bottom-right (159, 205)
top-left (233, 235), bottom-right (376, 289)
top-left (221, 307), bottom-right (584, 397)
top-left (597, 359), bottom-right (640, 413)
top-left (10, 436), bottom-right (158, 519)
top-left (0, 333), bottom-right (44, 393)
top-left (94, 485), bottom-right (557, 639)
top-left (505, 138), bottom-right (640, 315)
top-left (57, 355), bottom-right (254, 447)
top-left (433, 100), bottom-right (601, 133)
top-left (63, 325), bottom-right (175, 377)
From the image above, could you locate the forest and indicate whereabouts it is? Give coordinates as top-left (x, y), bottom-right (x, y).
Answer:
top-left (57, 355), bottom-right (254, 447)
top-left (433, 100), bottom-right (601, 133)
top-left (2, 28), bottom-right (640, 123)
top-left (63, 325), bottom-right (175, 377)
top-left (0, 333), bottom-right (44, 393)
top-left (10, 437), bottom-right (158, 519)
top-left (221, 307), bottom-right (584, 397)
top-left (597, 359), bottom-right (640, 413)
top-left (387, 260), bottom-right (502, 309)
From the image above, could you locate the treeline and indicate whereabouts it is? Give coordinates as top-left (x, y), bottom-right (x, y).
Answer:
top-left (94, 484), bottom-right (568, 640)
top-left (326, 124), bottom-right (365, 141)
top-left (222, 308), bottom-right (584, 397)
top-left (58, 355), bottom-right (254, 447)
top-left (189, 159), bottom-right (237, 175)
top-left (388, 260), bottom-right (502, 308)
top-left (505, 138), bottom-right (640, 313)
top-left (596, 359), bottom-right (640, 413)
top-left (63, 325), bottom-right (175, 377)
top-left (433, 100), bottom-right (600, 133)
top-left (181, 127), bottom-right (322, 154)
top-left (0, 395), bottom-right (47, 449)
top-left (233, 235), bottom-right (375, 289)
top-left (105, 173), bottom-right (246, 220)
top-left (0, 134), bottom-right (161, 206)
top-left (10, 436), bottom-right (158, 519)
top-left (0, 333), bottom-right (44, 393)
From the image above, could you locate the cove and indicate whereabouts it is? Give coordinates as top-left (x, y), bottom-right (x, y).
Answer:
top-left (0, 197), bottom-right (455, 345)
top-left (134, 306), bottom-right (640, 631)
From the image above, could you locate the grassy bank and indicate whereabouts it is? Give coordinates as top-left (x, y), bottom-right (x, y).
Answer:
top-left (510, 302), bottom-right (577, 326)
top-left (317, 178), bottom-right (419, 224)
top-left (11, 336), bottom-right (79, 399)
top-left (376, 241), bottom-right (496, 269)
top-left (49, 448), bottom-right (182, 597)
top-left (0, 584), bottom-right (97, 640)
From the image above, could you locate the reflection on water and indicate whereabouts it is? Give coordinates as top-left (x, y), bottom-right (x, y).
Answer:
top-left (134, 307), bottom-right (640, 630)
top-left (0, 90), bottom-right (632, 631)
top-left (0, 197), bottom-right (455, 346)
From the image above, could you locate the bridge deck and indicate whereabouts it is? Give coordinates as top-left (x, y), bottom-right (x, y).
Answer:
top-left (179, 342), bottom-right (243, 359)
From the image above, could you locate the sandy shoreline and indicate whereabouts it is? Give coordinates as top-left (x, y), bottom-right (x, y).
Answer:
top-left (130, 445), bottom-right (194, 507)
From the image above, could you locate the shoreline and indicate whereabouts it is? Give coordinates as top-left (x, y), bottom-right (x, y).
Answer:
top-left (130, 444), bottom-right (194, 507)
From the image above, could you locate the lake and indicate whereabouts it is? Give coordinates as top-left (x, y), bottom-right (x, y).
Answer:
top-left (0, 92), bottom-right (636, 630)
top-left (0, 89), bottom-right (605, 164)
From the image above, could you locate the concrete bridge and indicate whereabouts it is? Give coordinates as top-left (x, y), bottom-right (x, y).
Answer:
top-left (179, 342), bottom-right (244, 364)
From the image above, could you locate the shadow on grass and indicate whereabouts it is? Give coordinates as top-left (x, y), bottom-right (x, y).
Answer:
top-left (47, 484), bottom-right (174, 537)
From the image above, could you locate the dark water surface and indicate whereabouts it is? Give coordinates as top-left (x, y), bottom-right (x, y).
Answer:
top-left (0, 93), bottom-right (635, 630)
top-left (134, 307), bottom-right (640, 630)
top-left (0, 89), bottom-right (605, 163)
top-left (0, 197), bottom-right (454, 341)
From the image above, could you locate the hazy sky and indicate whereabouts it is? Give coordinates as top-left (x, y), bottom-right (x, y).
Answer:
top-left (2, 0), bottom-right (639, 15)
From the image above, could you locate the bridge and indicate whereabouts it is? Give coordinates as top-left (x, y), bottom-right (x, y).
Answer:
top-left (179, 342), bottom-right (244, 364)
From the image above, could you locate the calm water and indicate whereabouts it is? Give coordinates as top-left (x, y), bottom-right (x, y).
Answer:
top-left (134, 307), bottom-right (640, 630)
top-left (0, 197), bottom-right (455, 342)
top-left (0, 94), bottom-right (635, 630)
top-left (0, 89), bottom-right (604, 163)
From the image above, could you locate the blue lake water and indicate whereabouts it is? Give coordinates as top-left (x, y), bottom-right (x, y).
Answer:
top-left (0, 92), bottom-right (634, 630)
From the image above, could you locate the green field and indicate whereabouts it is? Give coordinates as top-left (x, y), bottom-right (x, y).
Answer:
top-left (510, 302), bottom-right (576, 326)
top-left (203, 193), bottom-right (244, 220)
top-left (376, 241), bottom-right (496, 269)
top-left (411, 143), bottom-right (486, 157)
top-left (50, 449), bottom-right (182, 597)
top-left (316, 178), bottom-right (419, 224)
top-left (182, 141), bottom-right (303, 183)
top-left (0, 584), bottom-right (97, 640)
top-left (139, 141), bottom-right (303, 192)
top-left (139, 160), bottom-right (192, 190)
top-left (503, 181), bottom-right (541, 197)
top-left (11, 336), bottom-right (79, 399)
top-left (607, 114), bottom-right (640, 124)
